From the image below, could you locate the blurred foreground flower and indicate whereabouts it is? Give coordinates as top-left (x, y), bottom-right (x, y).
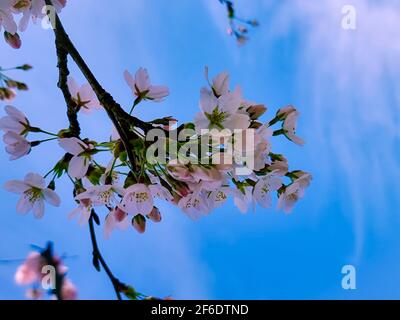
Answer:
top-left (15, 242), bottom-right (77, 300)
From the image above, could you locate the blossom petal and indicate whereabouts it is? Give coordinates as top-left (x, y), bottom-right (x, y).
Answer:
top-left (68, 155), bottom-right (89, 179)
top-left (4, 180), bottom-right (29, 194)
top-left (199, 87), bottom-right (217, 113)
top-left (223, 113), bottom-right (250, 131)
top-left (58, 137), bottom-right (87, 155)
top-left (16, 195), bottom-right (33, 214)
top-left (120, 184), bottom-right (153, 216)
top-left (43, 189), bottom-right (61, 207)
top-left (148, 85), bottom-right (169, 101)
top-left (123, 70), bottom-right (136, 91)
top-left (24, 173), bottom-right (45, 189)
top-left (135, 68), bottom-right (151, 92)
top-left (212, 71), bottom-right (230, 96)
top-left (32, 199), bottom-right (45, 219)
top-left (67, 76), bottom-right (80, 97)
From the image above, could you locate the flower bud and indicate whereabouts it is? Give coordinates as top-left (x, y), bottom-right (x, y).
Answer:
top-left (17, 64), bottom-right (33, 71)
top-left (114, 207), bottom-right (127, 222)
top-left (4, 31), bottom-right (21, 49)
top-left (250, 19), bottom-right (259, 27)
top-left (147, 207), bottom-right (161, 223)
top-left (247, 104), bottom-right (267, 120)
top-left (132, 214), bottom-right (146, 234)
top-left (0, 87), bottom-right (16, 101)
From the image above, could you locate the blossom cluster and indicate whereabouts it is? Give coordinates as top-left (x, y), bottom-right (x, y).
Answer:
top-left (15, 243), bottom-right (77, 300)
top-left (219, 0), bottom-right (259, 45)
top-left (0, 0), bottom-right (66, 48)
top-left (1, 67), bottom-right (311, 239)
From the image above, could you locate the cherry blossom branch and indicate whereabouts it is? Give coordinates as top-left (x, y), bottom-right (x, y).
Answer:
top-left (44, 0), bottom-right (145, 171)
top-left (88, 210), bottom-right (123, 300)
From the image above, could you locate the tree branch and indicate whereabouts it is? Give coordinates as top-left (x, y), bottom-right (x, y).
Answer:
top-left (88, 210), bottom-right (124, 300)
top-left (54, 39), bottom-right (80, 137)
top-left (45, 0), bottom-right (150, 172)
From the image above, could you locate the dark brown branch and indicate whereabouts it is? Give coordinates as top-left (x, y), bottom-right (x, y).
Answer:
top-left (88, 211), bottom-right (123, 300)
top-left (44, 0), bottom-right (149, 172)
top-left (54, 40), bottom-right (80, 137)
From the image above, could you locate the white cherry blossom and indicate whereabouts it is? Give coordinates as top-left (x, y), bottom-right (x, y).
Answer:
top-left (124, 68), bottom-right (169, 102)
top-left (103, 207), bottom-right (129, 239)
top-left (3, 130), bottom-right (30, 160)
top-left (75, 184), bottom-right (124, 208)
top-left (277, 180), bottom-right (308, 214)
top-left (58, 137), bottom-right (92, 179)
top-left (4, 172), bottom-right (60, 218)
top-left (68, 198), bottom-right (92, 225)
top-left (194, 85), bottom-right (250, 133)
top-left (253, 172), bottom-right (282, 208)
top-left (67, 76), bottom-right (100, 114)
top-left (0, 105), bottom-right (29, 134)
top-left (120, 183), bottom-right (154, 216)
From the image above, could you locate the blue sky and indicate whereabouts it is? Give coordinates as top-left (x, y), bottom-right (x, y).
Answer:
top-left (1, 0), bottom-right (400, 299)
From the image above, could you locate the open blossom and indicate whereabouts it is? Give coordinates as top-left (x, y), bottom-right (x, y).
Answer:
top-left (67, 76), bottom-right (101, 114)
top-left (3, 130), bottom-right (30, 159)
top-left (269, 154), bottom-right (289, 176)
top-left (58, 137), bottom-right (92, 179)
top-left (204, 67), bottom-right (229, 97)
top-left (75, 184), bottom-right (125, 208)
top-left (69, 197), bottom-right (92, 225)
top-left (277, 173), bottom-right (312, 214)
top-left (11, 0), bottom-right (67, 32)
top-left (120, 183), bottom-right (154, 216)
top-left (178, 188), bottom-right (210, 219)
top-left (124, 68), bottom-right (169, 102)
top-left (0, 105), bottom-right (29, 134)
top-left (253, 172), bottom-right (282, 208)
top-left (232, 187), bottom-right (253, 213)
top-left (277, 182), bottom-right (304, 214)
top-left (207, 187), bottom-right (230, 210)
top-left (194, 84), bottom-right (250, 133)
top-left (4, 172), bottom-right (61, 218)
top-left (104, 207), bottom-right (129, 239)
top-left (276, 105), bottom-right (304, 146)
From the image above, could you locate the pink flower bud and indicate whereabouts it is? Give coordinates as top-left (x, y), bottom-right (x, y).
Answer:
top-left (147, 207), bottom-right (161, 223)
top-left (4, 32), bottom-right (21, 49)
top-left (114, 207), bottom-right (127, 222)
top-left (132, 214), bottom-right (146, 234)
top-left (247, 104), bottom-right (267, 120)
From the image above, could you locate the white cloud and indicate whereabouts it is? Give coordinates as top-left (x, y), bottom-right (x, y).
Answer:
top-left (264, 0), bottom-right (400, 259)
